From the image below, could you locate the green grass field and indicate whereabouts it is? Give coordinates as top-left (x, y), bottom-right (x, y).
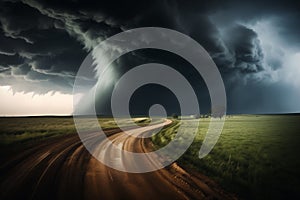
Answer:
top-left (0, 117), bottom-right (152, 145)
top-left (0, 117), bottom-right (76, 145)
top-left (1, 115), bottom-right (299, 199)
top-left (152, 115), bottom-right (300, 199)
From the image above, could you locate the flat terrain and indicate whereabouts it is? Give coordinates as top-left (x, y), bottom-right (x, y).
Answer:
top-left (152, 115), bottom-right (300, 199)
top-left (0, 118), bottom-right (234, 200)
top-left (1, 115), bottom-right (300, 199)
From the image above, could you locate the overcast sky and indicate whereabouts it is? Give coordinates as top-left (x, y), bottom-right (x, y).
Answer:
top-left (0, 0), bottom-right (300, 115)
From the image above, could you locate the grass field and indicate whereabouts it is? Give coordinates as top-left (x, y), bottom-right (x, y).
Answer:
top-left (152, 115), bottom-right (300, 199)
top-left (0, 117), bottom-right (152, 145)
top-left (1, 115), bottom-right (299, 199)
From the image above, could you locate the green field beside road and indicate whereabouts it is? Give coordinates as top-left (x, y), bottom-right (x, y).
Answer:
top-left (0, 117), bottom-right (153, 145)
top-left (1, 115), bottom-right (299, 199)
top-left (152, 115), bottom-right (300, 199)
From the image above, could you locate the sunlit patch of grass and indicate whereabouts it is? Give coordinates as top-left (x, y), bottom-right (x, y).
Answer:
top-left (152, 115), bottom-right (300, 200)
top-left (0, 117), bottom-right (153, 145)
top-left (0, 117), bottom-right (76, 145)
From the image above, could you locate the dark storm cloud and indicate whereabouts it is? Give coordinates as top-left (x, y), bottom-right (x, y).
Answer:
top-left (221, 24), bottom-right (264, 73)
top-left (0, 1), bottom-right (54, 43)
top-left (0, 0), bottom-right (185, 94)
top-left (0, 53), bottom-right (24, 67)
top-left (211, 0), bottom-right (300, 49)
top-left (0, 0), bottom-right (299, 113)
top-left (11, 63), bottom-right (30, 75)
top-left (0, 0), bottom-right (88, 93)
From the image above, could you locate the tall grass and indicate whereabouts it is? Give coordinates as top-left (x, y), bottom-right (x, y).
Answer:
top-left (152, 115), bottom-right (300, 199)
top-left (0, 117), bottom-right (153, 145)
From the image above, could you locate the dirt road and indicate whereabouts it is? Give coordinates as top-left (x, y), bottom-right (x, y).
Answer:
top-left (0, 120), bottom-right (235, 200)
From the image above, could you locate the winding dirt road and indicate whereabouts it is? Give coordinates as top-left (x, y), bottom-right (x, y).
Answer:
top-left (0, 120), bottom-right (235, 200)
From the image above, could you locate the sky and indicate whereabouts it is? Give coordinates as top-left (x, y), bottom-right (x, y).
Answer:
top-left (0, 0), bottom-right (300, 115)
top-left (0, 85), bottom-right (72, 116)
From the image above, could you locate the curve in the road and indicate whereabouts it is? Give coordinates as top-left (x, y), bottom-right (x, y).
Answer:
top-left (0, 120), bottom-right (236, 200)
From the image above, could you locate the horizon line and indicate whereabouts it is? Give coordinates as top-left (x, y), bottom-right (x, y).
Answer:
top-left (1, 112), bottom-right (300, 118)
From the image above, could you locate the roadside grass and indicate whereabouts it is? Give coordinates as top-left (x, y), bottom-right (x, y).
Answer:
top-left (152, 115), bottom-right (300, 200)
top-left (1, 115), bottom-right (299, 199)
top-left (0, 117), bottom-right (153, 146)
top-left (0, 117), bottom-right (76, 145)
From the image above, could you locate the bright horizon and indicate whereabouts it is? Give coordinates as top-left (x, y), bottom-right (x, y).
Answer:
top-left (0, 86), bottom-right (73, 116)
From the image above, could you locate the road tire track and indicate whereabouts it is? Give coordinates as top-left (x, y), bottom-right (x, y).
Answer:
top-left (0, 121), bottom-right (237, 200)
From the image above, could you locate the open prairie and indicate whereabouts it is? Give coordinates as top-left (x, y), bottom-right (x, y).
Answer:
top-left (152, 115), bottom-right (300, 199)
top-left (0, 115), bottom-right (299, 199)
